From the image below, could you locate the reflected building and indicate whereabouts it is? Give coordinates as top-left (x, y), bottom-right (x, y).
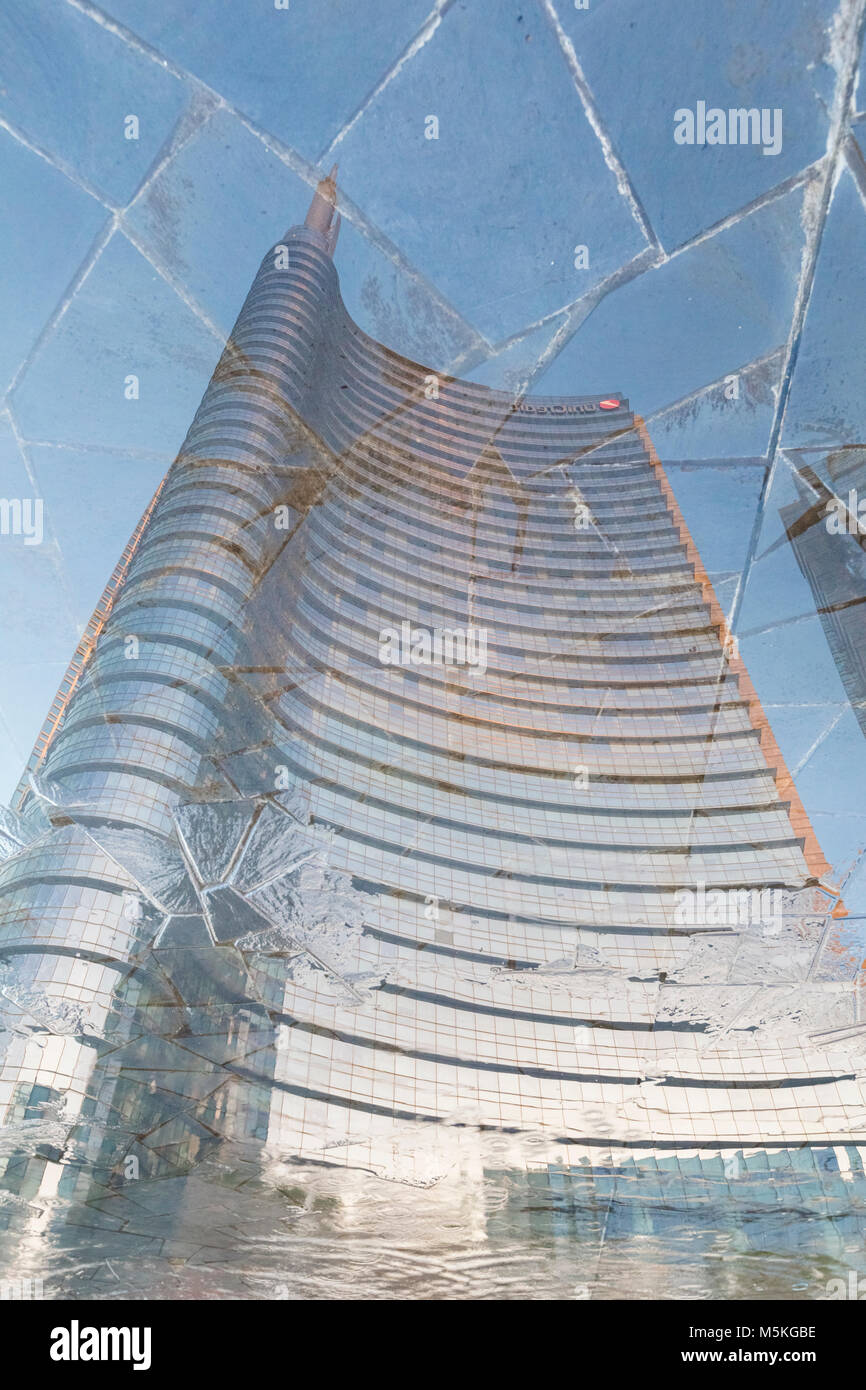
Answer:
top-left (780, 448), bottom-right (866, 739)
top-left (0, 171), bottom-right (863, 1209)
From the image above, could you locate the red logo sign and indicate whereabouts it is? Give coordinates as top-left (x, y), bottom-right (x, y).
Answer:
top-left (599, 399), bottom-right (620, 410)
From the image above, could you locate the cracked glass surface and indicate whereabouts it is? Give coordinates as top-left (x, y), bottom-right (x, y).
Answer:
top-left (0, 0), bottom-right (865, 1304)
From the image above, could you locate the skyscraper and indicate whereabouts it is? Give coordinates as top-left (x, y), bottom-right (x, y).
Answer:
top-left (0, 172), bottom-right (861, 1198)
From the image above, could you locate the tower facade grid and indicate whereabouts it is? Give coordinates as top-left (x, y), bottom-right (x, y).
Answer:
top-left (0, 174), bottom-right (860, 1190)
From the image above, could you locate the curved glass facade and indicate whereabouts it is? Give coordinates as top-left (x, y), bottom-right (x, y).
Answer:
top-left (0, 202), bottom-right (862, 1198)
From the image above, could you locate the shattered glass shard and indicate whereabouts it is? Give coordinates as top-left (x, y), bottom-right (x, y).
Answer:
top-left (220, 689), bottom-right (274, 746)
top-left (244, 871), bottom-right (305, 936)
top-left (201, 883), bottom-right (275, 943)
top-left (286, 948), bottom-right (391, 1004)
top-left (245, 858), bottom-right (367, 941)
top-left (82, 824), bottom-right (200, 913)
top-left (0, 804), bottom-right (29, 861)
top-left (173, 800), bottom-right (257, 885)
top-left (0, 833), bottom-right (22, 864)
top-left (274, 784), bottom-right (312, 823)
top-left (0, 1097), bottom-right (71, 1158)
top-left (295, 862), bottom-right (369, 933)
top-left (230, 802), bottom-right (324, 894)
top-left (241, 857), bottom-right (386, 1001)
top-left (26, 770), bottom-right (111, 823)
top-left (156, 914), bottom-right (213, 948)
top-left (216, 747), bottom-right (282, 798)
top-left (216, 744), bottom-right (307, 800)
top-left (234, 923), bottom-right (303, 955)
top-left (27, 770), bottom-right (65, 805)
top-left (0, 963), bottom-right (88, 1038)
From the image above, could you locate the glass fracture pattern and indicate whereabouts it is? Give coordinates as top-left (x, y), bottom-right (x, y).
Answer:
top-left (0, 221), bottom-right (862, 1201)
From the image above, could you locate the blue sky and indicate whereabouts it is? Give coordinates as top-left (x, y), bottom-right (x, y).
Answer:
top-left (0, 0), bottom-right (865, 911)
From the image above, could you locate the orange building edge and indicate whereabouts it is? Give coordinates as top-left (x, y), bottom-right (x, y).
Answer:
top-left (634, 415), bottom-right (844, 908)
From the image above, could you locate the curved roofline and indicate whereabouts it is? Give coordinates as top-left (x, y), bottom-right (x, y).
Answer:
top-left (282, 225), bottom-right (629, 421)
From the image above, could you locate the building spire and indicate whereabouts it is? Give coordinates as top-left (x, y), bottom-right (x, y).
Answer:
top-left (304, 163), bottom-right (340, 255)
